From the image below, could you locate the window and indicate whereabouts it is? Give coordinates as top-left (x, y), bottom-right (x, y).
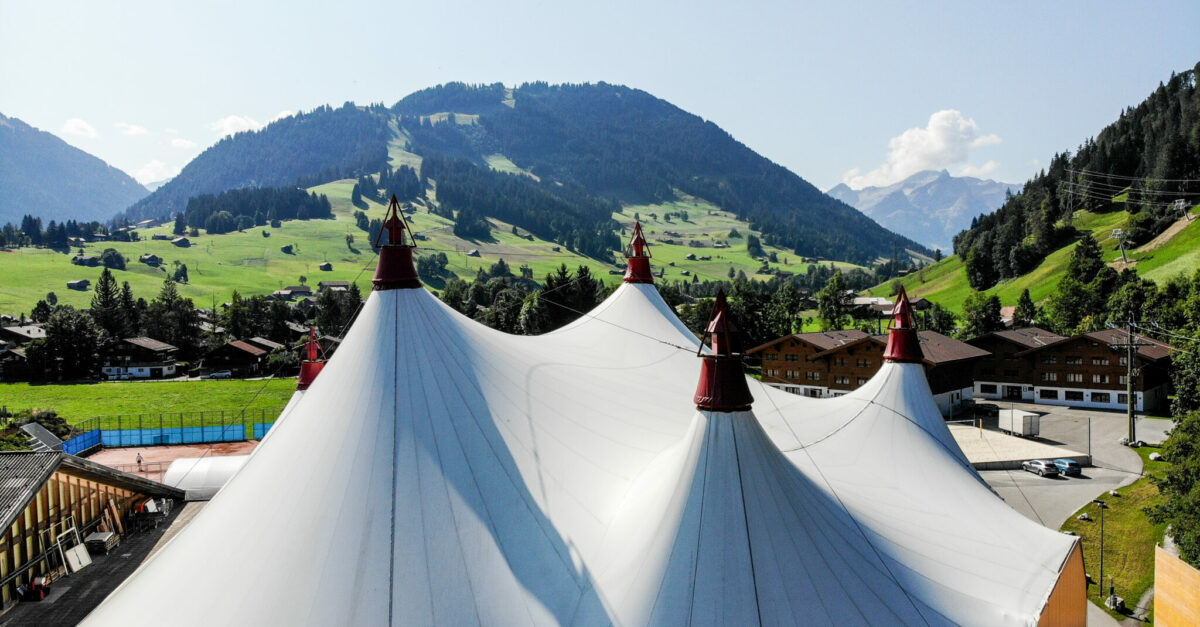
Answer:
top-left (980, 384), bottom-right (997, 394)
top-left (1065, 391), bottom-right (1084, 401)
top-left (785, 354), bottom-right (799, 362)
top-left (833, 357), bottom-right (847, 367)
top-left (1119, 356), bottom-right (1128, 366)
top-left (763, 352), bottom-right (778, 361)
top-left (833, 376), bottom-right (850, 385)
top-left (1040, 372), bottom-right (1058, 382)
top-left (805, 389), bottom-right (821, 398)
top-left (1092, 392), bottom-right (1111, 403)
top-left (856, 359), bottom-right (869, 368)
top-left (1119, 375), bottom-right (1128, 385)
top-left (1092, 374), bottom-right (1109, 384)
top-left (1041, 355), bottom-right (1058, 364)
top-left (785, 370), bottom-right (798, 379)
top-left (1092, 357), bottom-right (1110, 366)
top-left (805, 371), bottom-right (821, 381)
top-left (766, 369), bottom-right (779, 378)
top-left (1065, 373), bottom-right (1083, 383)
top-left (1003, 369), bottom-right (1019, 377)
top-left (1117, 393), bottom-right (1128, 404)
top-left (1039, 389), bottom-right (1059, 400)
top-left (1065, 356), bottom-right (1083, 365)
top-left (857, 378), bottom-right (869, 386)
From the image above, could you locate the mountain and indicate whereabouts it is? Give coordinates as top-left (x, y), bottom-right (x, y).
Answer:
top-left (143, 177), bottom-right (173, 192)
top-left (0, 113), bottom-right (148, 225)
top-left (826, 170), bottom-right (1020, 251)
top-left (954, 62), bottom-right (1200, 290)
top-left (125, 83), bottom-right (929, 265)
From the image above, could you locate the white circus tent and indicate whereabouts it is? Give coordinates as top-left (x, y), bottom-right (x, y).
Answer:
top-left (84, 205), bottom-right (1083, 626)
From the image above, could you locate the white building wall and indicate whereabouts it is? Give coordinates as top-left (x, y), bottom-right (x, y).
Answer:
top-left (933, 386), bottom-right (973, 418)
top-left (764, 382), bottom-right (829, 398)
top-left (1032, 385), bottom-right (1168, 412)
top-left (974, 381), bottom-right (1035, 402)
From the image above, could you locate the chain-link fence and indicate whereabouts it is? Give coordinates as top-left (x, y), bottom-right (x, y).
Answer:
top-left (63, 407), bottom-right (284, 455)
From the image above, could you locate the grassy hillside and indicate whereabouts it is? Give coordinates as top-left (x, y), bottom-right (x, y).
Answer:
top-left (870, 205), bottom-right (1200, 314)
top-left (0, 176), bottom-right (863, 314)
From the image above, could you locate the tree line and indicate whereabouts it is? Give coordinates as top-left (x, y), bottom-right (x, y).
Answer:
top-left (179, 187), bottom-right (333, 235)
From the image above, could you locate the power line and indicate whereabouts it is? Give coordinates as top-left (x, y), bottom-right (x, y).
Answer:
top-left (1073, 168), bottom-right (1200, 184)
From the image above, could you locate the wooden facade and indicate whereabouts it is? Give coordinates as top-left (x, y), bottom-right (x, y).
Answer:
top-left (1021, 330), bottom-right (1172, 412)
top-left (969, 328), bottom-right (1065, 402)
top-left (749, 330), bottom-right (989, 414)
top-left (0, 454), bottom-right (182, 612)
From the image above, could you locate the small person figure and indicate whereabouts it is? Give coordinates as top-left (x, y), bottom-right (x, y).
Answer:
top-left (136, 452), bottom-right (144, 471)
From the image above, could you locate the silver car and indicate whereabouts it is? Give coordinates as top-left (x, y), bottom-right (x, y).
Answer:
top-left (1022, 459), bottom-right (1059, 477)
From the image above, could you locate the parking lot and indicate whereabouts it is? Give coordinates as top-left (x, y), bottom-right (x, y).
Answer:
top-left (973, 400), bottom-right (1174, 528)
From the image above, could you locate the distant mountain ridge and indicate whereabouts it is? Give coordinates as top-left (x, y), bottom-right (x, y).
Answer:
top-left (0, 113), bottom-right (148, 225)
top-left (125, 82), bottom-right (930, 265)
top-left (826, 170), bottom-right (1020, 252)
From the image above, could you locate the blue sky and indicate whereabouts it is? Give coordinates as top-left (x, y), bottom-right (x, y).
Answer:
top-left (2, 1), bottom-right (1197, 190)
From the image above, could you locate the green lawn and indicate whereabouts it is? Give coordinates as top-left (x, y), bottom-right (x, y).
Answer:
top-left (866, 207), bottom-right (1200, 314)
top-left (1059, 446), bottom-right (1170, 622)
top-left (0, 379), bottom-right (297, 426)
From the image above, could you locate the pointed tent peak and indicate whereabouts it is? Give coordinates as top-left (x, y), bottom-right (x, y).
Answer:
top-left (623, 221), bottom-right (654, 284)
top-left (372, 195), bottom-right (421, 291)
top-left (296, 327), bottom-right (325, 391)
top-left (694, 289), bottom-right (753, 411)
top-left (626, 221), bottom-right (650, 258)
top-left (883, 287), bottom-right (923, 363)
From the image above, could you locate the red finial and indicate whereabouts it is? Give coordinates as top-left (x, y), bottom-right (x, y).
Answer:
top-left (883, 286), bottom-right (923, 363)
top-left (694, 290), bottom-right (754, 411)
top-left (297, 327), bottom-right (325, 391)
top-left (372, 195), bottom-right (421, 291)
top-left (623, 221), bottom-right (654, 284)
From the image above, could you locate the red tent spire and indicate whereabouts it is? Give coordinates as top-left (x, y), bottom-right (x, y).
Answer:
top-left (883, 286), bottom-right (923, 363)
top-left (296, 327), bottom-right (325, 391)
top-left (372, 195), bottom-right (421, 291)
top-left (693, 290), bottom-right (754, 411)
top-left (623, 221), bottom-right (654, 284)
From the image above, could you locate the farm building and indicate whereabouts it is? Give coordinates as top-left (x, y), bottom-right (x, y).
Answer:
top-left (202, 341), bottom-right (267, 377)
top-left (318, 261), bottom-right (332, 271)
top-left (66, 280), bottom-right (90, 291)
top-left (317, 280), bottom-right (349, 292)
top-left (170, 237), bottom-right (189, 247)
top-left (0, 452), bottom-right (182, 612)
top-left (84, 213), bottom-right (1084, 625)
top-left (0, 326), bottom-right (45, 346)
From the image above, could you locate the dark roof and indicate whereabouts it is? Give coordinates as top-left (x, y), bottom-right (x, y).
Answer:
top-left (747, 329), bottom-right (870, 354)
top-left (972, 327), bottom-right (1064, 349)
top-left (228, 340), bottom-right (268, 357)
top-left (246, 337), bottom-right (284, 351)
top-left (318, 280), bottom-right (351, 288)
top-left (870, 331), bottom-right (991, 364)
top-left (285, 285), bottom-right (313, 292)
top-left (0, 325), bottom-right (46, 341)
top-left (1084, 329), bottom-right (1172, 361)
top-left (123, 336), bottom-right (177, 352)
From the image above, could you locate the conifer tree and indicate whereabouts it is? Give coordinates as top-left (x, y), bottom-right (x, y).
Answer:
top-left (91, 267), bottom-right (125, 339)
top-left (1013, 289), bottom-right (1037, 328)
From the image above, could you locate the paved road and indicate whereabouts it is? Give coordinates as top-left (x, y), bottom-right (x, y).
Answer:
top-left (976, 404), bottom-right (1174, 626)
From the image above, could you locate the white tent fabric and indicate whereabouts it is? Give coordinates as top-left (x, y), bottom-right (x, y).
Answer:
top-left (161, 455), bottom-right (250, 500)
top-left (84, 283), bottom-right (1076, 626)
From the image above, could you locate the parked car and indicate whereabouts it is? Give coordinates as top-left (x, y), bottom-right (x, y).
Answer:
top-left (1052, 458), bottom-right (1082, 476)
top-left (1021, 459), bottom-right (1059, 477)
top-left (204, 370), bottom-right (232, 379)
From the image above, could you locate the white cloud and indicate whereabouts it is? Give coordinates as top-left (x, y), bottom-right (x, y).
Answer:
top-left (130, 159), bottom-right (180, 185)
top-left (115, 122), bottom-right (148, 136)
top-left (269, 110), bottom-right (293, 123)
top-left (171, 138), bottom-right (197, 149)
top-left (842, 110), bottom-right (1002, 189)
top-left (958, 160), bottom-right (999, 178)
top-left (61, 118), bottom-right (98, 138)
top-left (210, 114), bottom-right (262, 137)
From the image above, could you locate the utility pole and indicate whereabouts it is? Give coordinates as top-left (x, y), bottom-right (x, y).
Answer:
top-left (1111, 322), bottom-right (1152, 444)
top-left (1110, 228), bottom-right (1131, 264)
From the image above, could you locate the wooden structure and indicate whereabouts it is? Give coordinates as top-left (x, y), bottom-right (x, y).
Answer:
top-left (0, 452), bottom-right (182, 612)
top-left (969, 328), bottom-right (1065, 402)
top-left (1019, 329), bottom-right (1172, 412)
top-left (1156, 544), bottom-right (1200, 626)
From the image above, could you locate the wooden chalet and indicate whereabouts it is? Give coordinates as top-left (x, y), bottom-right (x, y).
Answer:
top-left (967, 327), bottom-right (1067, 402)
top-left (100, 337), bottom-right (179, 380)
top-left (204, 341), bottom-right (268, 376)
top-left (1018, 329), bottom-right (1172, 412)
top-left (749, 329), bottom-right (990, 415)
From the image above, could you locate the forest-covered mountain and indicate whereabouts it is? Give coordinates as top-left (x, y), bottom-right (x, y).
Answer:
top-left (0, 113), bottom-right (148, 225)
top-left (123, 83), bottom-right (929, 265)
top-left (124, 102), bottom-right (390, 222)
top-left (827, 170), bottom-right (1020, 252)
top-left (954, 63), bottom-right (1200, 290)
